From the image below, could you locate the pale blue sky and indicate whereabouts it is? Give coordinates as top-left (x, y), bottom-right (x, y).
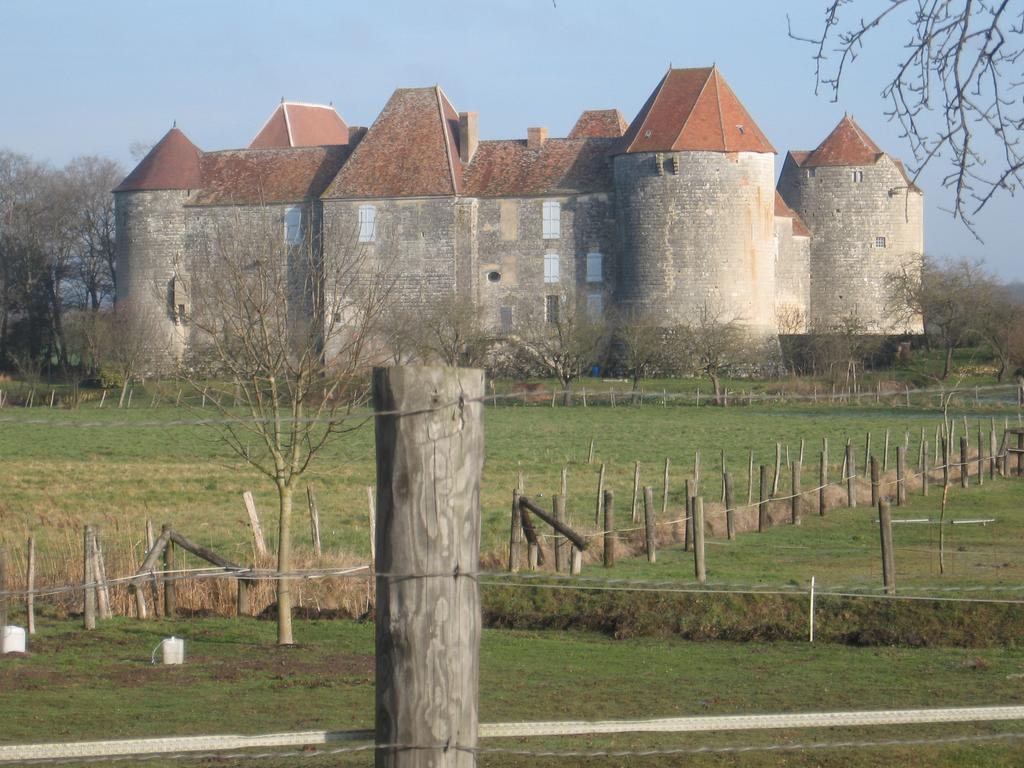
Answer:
top-left (1, 0), bottom-right (1017, 276)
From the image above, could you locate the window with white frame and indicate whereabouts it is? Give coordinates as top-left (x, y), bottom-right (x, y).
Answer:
top-left (284, 206), bottom-right (302, 245)
top-left (852, 170), bottom-right (864, 183)
top-left (543, 252), bottom-right (560, 283)
top-left (586, 292), bottom-right (603, 319)
top-left (358, 204), bottom-right (377, 243)
top-left (875, 236), bottom-right (887, 248)
top-left (586, 252), bottom-right (603, 283)
top-left (542, 201), bottom-right (560, 239)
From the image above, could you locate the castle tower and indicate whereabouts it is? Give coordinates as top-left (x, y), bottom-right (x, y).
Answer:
top-left (113, 126), bottom-right (202, 366)
top-left (777, 116), bottom-right (924, 333)
top-left (614, 67), bottom-right (778, 334)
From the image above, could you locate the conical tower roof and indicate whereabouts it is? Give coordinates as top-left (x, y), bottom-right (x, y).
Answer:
top-left (620, 66), bottom-right (774, 154)
top-left (799, 115), bottom-right (883, 167)
top-left (114, 127), bottom-right (201, 192)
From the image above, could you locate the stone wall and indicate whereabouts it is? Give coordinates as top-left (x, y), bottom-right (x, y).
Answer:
top-left (773, 218), bottom-right (810, 333)
top-left (777, 155), bottom-right (924, 333)
top-left (614, 150), bottom-right (777, 335)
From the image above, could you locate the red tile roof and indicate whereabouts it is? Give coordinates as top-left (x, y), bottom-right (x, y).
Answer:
top-left (463, 138), bottom-right (615, 197)
top-left (322, 87), bottom-right (462, 198)
top-left (568, 109), bottom-right (628, 139)
top-left (795, 115), bottom-right (883, 167)
top-left (188, 146), bottom-right (351, 205)
top-left (114, 127), bottom-right (201, 192)
top-left (774, 191), bottom-right (811, 237)
top-left (249, 103), bottom-right (349, 149)
top-left (621, 67), bottom-right (775, 155)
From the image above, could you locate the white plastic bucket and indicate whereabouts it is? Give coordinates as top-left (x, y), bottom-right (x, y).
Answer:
top-left (2, 625), bottom-right (26, 654)
top-left (162, 636), bottom-right (184, 665)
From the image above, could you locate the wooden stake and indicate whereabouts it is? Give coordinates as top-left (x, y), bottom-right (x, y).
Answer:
top-left (587, 438), bottom-right (595, 464)
top-left (693, 497), bottom-right (706, 584)
top-left (0, 547), bottom-right (6, 631)
top-left (960, 436), bottom-right (969, 489)
top-left (870, 455), bottom-right (880, 508)
top-left (747, 450), bottom-right (754, 505)
top-left (162, 524), bottom-right (176, 620)
top-left (508, 489), bottom-right (522, 573)
top-left (594, 463), bottom-right (606, 526)
top-left (367, 485), bottom-right (377, 567)
top-left (26, 536), bottom-right (35, 634)
top-left (846, 442), bottom-right (857, 508)
top-left (878, 500), bottom-right (896, 595)
top-left (570, 547), bottom-right (582, 575)
top-left (819, 450), bottom-right (827, 516)
top-left (554, 494), bottom-right (566, 573)
top-left (643, 486), bottom-right (656, 563)
top-left (724, 471), bottom-right (735, 540)
top-left (791, 461), bottom-right (802, 526)
top-left (661, 457), bottom-right (670, 518)
top-left (603, 489), bottom-right (615, 568)
top-left (307, 485), bottom-right (322, 558)
top-left (372, 365), bottom-right (482, 768)
top-left (922, 441), bottom-right (930, 497)
top-left (693, 450), bottom-right (701, 497)
top-left (83, 526), bottom-right (96, 630)
top-left (883, 429), bottom-right (890, 471)
top-left (683, 484), bottom-right (693, 550)
top-left (772, 443), bottom-right (781, 496)
top-left (93, 530), bottom-right (111, 620)
top-left (631, 461), bottom-right (641, 524)
top-left (758, 465), bottom-right (769, 532)
top-left (896, 446), bottom-right (907, 506)
top-left (977, 426), bottom-right (985, 486)
top-left (242, 491), bottom-right (268, 558)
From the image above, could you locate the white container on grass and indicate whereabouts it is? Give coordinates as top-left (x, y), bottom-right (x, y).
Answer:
top-left (2, 625), bottom-right (26, 653)
top-left (162, 636), bottom-right (184, 665)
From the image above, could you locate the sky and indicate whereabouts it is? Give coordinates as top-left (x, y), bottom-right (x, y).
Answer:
top-left (1, 0), bottom-right (1018, 277)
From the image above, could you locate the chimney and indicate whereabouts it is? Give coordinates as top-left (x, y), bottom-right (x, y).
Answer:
top-left (527, 126), bottom-right (548, 149)
top-left (459, 112), bottom-right (478, 164)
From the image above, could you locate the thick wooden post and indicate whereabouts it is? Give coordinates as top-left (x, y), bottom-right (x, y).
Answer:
top-left (83, 526), bottom-right (96, 630)
top-left (367, 485), bottom-right (377, 567)
top-left (1017, 432), bottom-right (1023, 477)
top-left (26, 536), bottom-right (35, 634)
top-left (878, 500), bottom-right (896, 595)
top-left (661, 458), bottom-right (670, 518)
top-left (791, 461), bottom-right (801, 526)
top-left (758, 464), bottom-right (769, 532)
top-left (772, 443), bottom-right (781, 496)
top-left (685, 494), bottom-right (695, 551)
top-left (977, 427), bottom-right (985, 486)
top-left (373, 365), bottom-right (483, 768)
top-left (819, 450), bottom-right (827, 516)
top-left (0, 547), bottom-right (6, 631)
top-left (307, 485), bottom-right (322, 558)
top-left (693, 497), bottom-right (706, 584)
top-left (846, 443), bottom-right (857, 508)
top-left (508, 489), bottom-right (522, 573)
top-left (603, 489), bottom-right (615, 568)
top-left (724, 471), bottom-right (735, 540)
top-left (594, 463), bottom-right (606, 526)
top-left (960, 436), bottom-right (969, 489)
top-left (631, 461), bottom-right (641, 523)
top-left (922, 441), bottom-right (930, 497)
top-left (747, 450), bottom-right (754, 505)
top-left (883, 429), bottom-right (890, 471)
top-left (896, 446), bottom-right (906, 506)
top-left (162, 524), bottom-right (176, 619)
top-left (870, 455), bottom-right (880, 508)
top-left (554, 494), bottom-right (566, 573)
top-left (680, 480), bottom-right (691, 547)
top-left (643, 486), bottom-right (656, 563)
top-left (990, 422), bottom-right (998, 479)
top-left (242, 491), bottom-right (268, 558)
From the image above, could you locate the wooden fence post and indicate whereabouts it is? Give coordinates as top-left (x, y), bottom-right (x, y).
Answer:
top-left (680, 479), bottom-right (691, 547)
top-left (594, 463), bottom-right (606, 526)
top-left (367, 485), bottom-right (377, 567)
top-left (693, 497), bottom-right (706, 584)
top-left (1016, 431), bottom-right (1022, 477)
top-left (307, 485), bottom-right (322, 558)
top-left (878, 500), bottom-right (896, 595)
top-left (791, 461), bottom-right (802, 526)
top-left (242, 491), bottom-right (268, 558)
top-left (883, 429), bottom-right (891, 471)
top-left (631, 461), bottom-right (641, 523)
top-left (864, 432), bottom-right (872, 477)
top-left (93, 530), bottom-right (111, 620)
top-left (508, 489), bottom-right (522, 573)
top-left (724, 471), bottom-right (735, 540)
top-left (846, 443), bottom-right (857, 508)
top-left (772, 443), bottom-right (781, 496)
top-left (603, 489), bottom-right (615, 568)
top-left (758, 464), bottom-right (769, 532)
top-left (587, 439), bottom-right (595, 464)
top-left (643, 486), bottom-right (656, 563)
top-left (554, 494), bottom-right (566, 573)
top-left (83, 526), bottom-right (96, 630)
top-left (960, 436), bottom-right (969, 489)
top-left (661, 458), bottom-right (670, 518)
top-left (819, 450), bottom-right (827, 516)
top-left (870, 455), bottom-right (880, 508)
top-left (685, 492), bottom-right (695, 551)
top-left (26, 536), bottom-right (35, 634)
top-left (161, 524), bottom-right (176, 619)
top-left (922, 441), bottom-right (930, 497)
top-left (372, 365), bottom-right (482, 768)
top-left (747, 450), bottom-right (754, 505)
top-left (990, 421), bottom-right (998, 479)
top-left (0, 547), bottom-right (6, 631)
top-left (896, 446), bottom-right (906, 506)
top-left (942, 437), bottom-right (950, 488)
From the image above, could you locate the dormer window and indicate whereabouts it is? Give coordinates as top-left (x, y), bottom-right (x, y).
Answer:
top-left (358, 204), bottom-right (377, 243)
top-left (283, 206), bottom-right (302, 245)
top-left (542, 201), bottom-right (560, 240)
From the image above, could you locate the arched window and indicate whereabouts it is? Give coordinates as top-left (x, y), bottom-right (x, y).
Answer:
top-left (358, 204), bottom-right (377, 243)
top-left (543, 253), bottom-right (560, 283)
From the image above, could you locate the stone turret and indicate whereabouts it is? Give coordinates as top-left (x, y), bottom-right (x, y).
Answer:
top-left (614, 67), bottom-right (778, 335)
top-left (113, 126), bottom-right (202, 367)
top-left (777, 116), bottom-right (924, 333)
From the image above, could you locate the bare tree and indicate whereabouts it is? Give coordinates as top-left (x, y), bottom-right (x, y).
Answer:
top-left (805, 313), bottom-right (882, 385)
top-left (184, 208), bottom-right (391, 645)
top-left (612, 307), bottom-right (666, 401)
top-left (975, 282), bottom-right (1024, 381)
top-left (103, 300), bottom-right (163, 407)
top-left (416, 292), bottom-right (492, 367)
top-left (509, 290), bottom-right (609, 405)
top-left (792, 2), bottom-right (1024, 234)
top-left (65, 156), bottom-right (122, 307)
top-left (673, 303), bottom-right (751, 406)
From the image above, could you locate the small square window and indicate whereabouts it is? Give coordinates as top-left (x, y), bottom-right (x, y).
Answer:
top-left (875, 236), bottom-right (887, 248)
top-left (586, 252), bottom-right (602, 283)
top-left (542, 201), bottom-right (560, 239)
top-left (544, 252), bottom-right (560, 284)
top-left (545, 295), bottom-right (560, 324)
top-left (852, 170), bottom-right (864, 183)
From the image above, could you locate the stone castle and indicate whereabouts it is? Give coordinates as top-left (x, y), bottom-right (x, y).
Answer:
top-left (114, 66), bottom-right (924, 364)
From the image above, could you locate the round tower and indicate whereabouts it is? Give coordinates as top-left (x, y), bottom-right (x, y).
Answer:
top-left (113, 126), bottom-right (202, 369)
top-left (614, 67), bottom-right (778, 336)
top-left (776, 116), bottom-right (924, 333)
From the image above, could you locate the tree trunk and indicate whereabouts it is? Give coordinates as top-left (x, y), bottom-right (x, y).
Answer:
top-left (277, 481), bottom-right (294, 645)
top-left (561, 377), bottom-right (573, 407)
top-left (631, 372), bottom-right (641, 404)
top-left (710, 373), bottom-right (723, 406)
top-left (942, 346), bottom-right (954, 380)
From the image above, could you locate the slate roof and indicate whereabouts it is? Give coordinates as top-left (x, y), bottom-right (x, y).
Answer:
top-left (620, 67), bottom-right (775, 155)
top-left (114, 127), bottom-right (202, 192)
top-left (463, 138), bottom-right (616, 197)
top-left (568, 109), bottom-right (628, 139)
top-left (189, 146), bottom-right (351, 205)
top-left (249, 102), bottom-right (349, 149)
top-left (322, 86), bottom-right (462, 198)
top-left (774, 191), bottom-right (811, 237)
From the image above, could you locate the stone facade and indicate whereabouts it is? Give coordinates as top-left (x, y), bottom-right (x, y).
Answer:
top-left (113, 68), bottom-right (924, 370)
